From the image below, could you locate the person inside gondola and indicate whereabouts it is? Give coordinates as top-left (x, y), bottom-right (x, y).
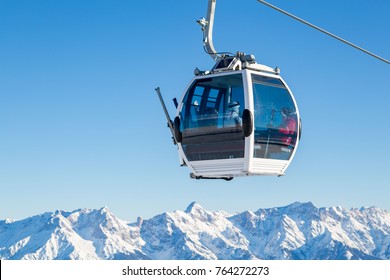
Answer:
top-left (267, 107), bottom-right (297, 159)
top-left (278, 107), bottom-right (297, 146)
top-left (225, 101), bottom-right (242, 127)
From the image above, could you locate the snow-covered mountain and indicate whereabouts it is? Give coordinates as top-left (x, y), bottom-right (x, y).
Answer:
top-left (1, 202), bottom-right (389, 260)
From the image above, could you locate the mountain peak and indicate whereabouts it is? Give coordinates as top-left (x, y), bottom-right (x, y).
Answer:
top-left (184, 202), bottom-right (204, 214)
top-left (136, 216), bottom-right (143, 226)
top-left (99, 206), bottom-right (111, 213)
top-left (289, 201), bottom-right (316, 209)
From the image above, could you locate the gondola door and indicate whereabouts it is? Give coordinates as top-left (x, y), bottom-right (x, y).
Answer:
top-left (177, 72), bottom-right (248, 178)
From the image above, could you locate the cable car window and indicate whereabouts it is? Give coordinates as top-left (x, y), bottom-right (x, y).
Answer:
top-left (252, 74), bottom-right (285, 86)
top-left (252, 74), bottom-right (298, 160)
top-left (179, 74), bottom-right (245, 161)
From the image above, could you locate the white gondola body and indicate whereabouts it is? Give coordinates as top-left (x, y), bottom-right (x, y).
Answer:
top-left (175, 62), bottom-right (300, 179)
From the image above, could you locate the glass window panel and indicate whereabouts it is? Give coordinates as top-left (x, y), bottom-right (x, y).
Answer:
top-left (252, 74), bottom-right (298, 160)
top-left (179, 74), bottom-right (245, 161)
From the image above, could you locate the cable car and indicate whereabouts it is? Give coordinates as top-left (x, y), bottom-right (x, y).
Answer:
top-left (174, 54), bottom-right (300, 180)
top-left (156, 0), bottom-right (301, 180)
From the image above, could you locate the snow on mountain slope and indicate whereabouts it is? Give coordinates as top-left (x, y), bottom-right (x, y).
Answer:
top-left (0, 202), bottom-right (389, 260)
top-left (0, 207), bottom-right (146, 260)
top-left (140, 202), bottom-right (255, 260)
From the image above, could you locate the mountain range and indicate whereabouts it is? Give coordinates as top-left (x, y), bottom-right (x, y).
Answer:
top-left (1, 202), bottom-right (389, 260)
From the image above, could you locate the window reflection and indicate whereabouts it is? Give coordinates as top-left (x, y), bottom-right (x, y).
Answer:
top-left (252, 74), bottom-right (298, 160)
top-left (180, 74), bottom-right (245, 161)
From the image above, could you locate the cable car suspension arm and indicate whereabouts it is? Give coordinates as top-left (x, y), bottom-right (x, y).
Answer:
top-left (257, 0), bottom-right (390, 64)
top-left (197, 0), bottom-right (219, 61)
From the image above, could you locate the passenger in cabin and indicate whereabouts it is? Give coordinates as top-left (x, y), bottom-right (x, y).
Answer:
top-left (266, 107), bottom-right (297, 160)
top-left (226, 101), bottom-right (242, 127)
top-left (192, 100), bottom-right (200, 114)
top-left (188, 100), bottom-right (200, 128)
top-left (278, 107), bottom-right (297, 146)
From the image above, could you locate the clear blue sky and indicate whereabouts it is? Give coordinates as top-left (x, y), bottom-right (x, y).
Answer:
top-left (1, 0), bottom-right (389, 222)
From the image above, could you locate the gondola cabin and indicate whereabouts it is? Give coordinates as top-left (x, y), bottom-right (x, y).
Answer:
top-left (174, 54), bottom-right (301, 179)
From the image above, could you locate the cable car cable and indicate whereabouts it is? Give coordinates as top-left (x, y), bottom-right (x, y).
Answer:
top-left (257, 0), bottom-right (390, 65)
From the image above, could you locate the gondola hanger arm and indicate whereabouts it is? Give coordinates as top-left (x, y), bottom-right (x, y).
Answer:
top-left (197, 0), bottom-right (219, 61)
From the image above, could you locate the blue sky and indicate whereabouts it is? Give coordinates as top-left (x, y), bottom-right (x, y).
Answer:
top-left (1, 0), bottom-right (389, 222)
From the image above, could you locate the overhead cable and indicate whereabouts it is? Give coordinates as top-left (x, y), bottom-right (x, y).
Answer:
top-left (257, 0), bottom-right (390, 64)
